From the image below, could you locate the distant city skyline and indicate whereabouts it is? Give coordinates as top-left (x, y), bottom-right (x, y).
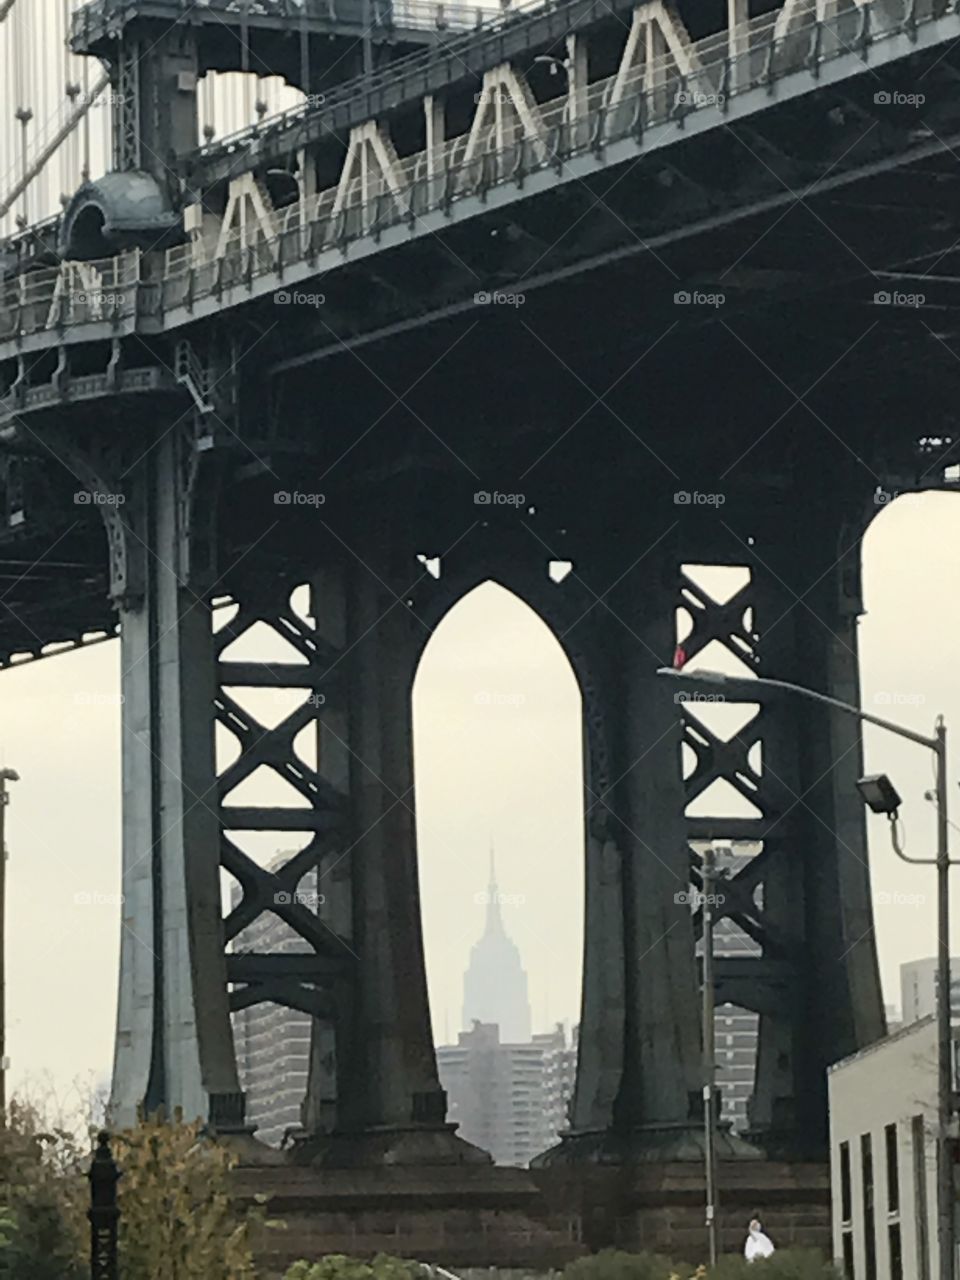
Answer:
top-left (3, 491), bottom-right (960, 1096)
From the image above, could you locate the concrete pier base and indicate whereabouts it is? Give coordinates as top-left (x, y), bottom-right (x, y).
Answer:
top-left (234, 1160), bottom-right (830, 1277)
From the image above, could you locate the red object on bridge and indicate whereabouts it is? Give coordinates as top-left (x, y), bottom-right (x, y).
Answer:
top-left (673, 645), bottom-right (687, 669)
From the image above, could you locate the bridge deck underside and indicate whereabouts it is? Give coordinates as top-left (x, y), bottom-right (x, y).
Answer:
top-left (2, 26), bottom-right (959, 659)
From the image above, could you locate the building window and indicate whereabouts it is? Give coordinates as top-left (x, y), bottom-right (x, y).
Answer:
top-left (840, 1140), bottom-right (852, 1224)
top-left (912, 1115), bottom-right (930, 1280)
top-left (841, 1231), bottom-right (854, 1280)
top-left (885, 1122), bottom-right (899, 1213)
top-left (888, 1223), bottom-right (903, 1280)
top-left (861, 1133), bottom-right (876, 1280)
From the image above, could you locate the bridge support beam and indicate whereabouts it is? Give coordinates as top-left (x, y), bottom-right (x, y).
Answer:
top-left (111, 431), bottom-right (243, 1132)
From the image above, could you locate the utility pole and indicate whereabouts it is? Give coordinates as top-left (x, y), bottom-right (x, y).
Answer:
top-left (934, 718), bottom-right (955, 1280)
top-left (0, 766), bottom-right (19, 1126)
top-left (702, 843), bottom-right (719, 1266)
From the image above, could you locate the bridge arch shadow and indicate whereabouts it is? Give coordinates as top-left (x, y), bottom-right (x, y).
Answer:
top-left (411, 577), bottom-right (587, 1166)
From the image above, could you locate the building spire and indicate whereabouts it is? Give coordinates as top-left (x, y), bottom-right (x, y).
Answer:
top-left (485, 840), bottom-right (503, 936)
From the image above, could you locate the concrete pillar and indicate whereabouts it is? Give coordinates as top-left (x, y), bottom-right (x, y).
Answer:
top-left (319, 549), bottom-right (486, 1162)
top-left (111, 432), bottom-right (240, 1129)
top-left (751, 489), bottom-right (884, 1155)
top-left (603, 553), bottom-right (703, 1151)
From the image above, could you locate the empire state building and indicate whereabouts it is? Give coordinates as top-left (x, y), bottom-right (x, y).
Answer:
top-left (461, 852), bottom-right (531, 1042)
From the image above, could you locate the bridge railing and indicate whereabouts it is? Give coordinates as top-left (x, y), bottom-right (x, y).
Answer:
top-left (0, 251), bottom-right (140, 342)
top-left (161, 0), bottom-right (913, 300)
top-left (0, 0), bottom-right (935, 341)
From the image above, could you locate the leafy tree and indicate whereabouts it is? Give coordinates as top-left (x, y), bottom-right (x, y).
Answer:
top-left (114, 1109), bottom-right (263, 1280)
top-left (0, 1098), bottom-right (87, 1280)
top-left (283, 1254), bottom-right (426, 1280)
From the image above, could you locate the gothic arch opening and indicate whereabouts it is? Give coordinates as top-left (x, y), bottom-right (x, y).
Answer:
top-left (412, 580), bottom-right (585, 1167)
top-left (861, 490), bottom-right (960, 1021)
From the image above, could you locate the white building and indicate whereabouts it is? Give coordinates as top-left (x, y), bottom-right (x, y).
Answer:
top-left (827, 1015), bottom-right (958, 1280)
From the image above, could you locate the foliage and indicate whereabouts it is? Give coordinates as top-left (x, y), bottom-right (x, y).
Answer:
top-left (282, 1254), bottom-right (426, 1280)
top-left (704, 1250), bottom-right (842, 1279)
top-left (563, 1249), bottom-right (697, 1280)
top-left (0, 1097), bottom-right (88, 1280)
top-left (559, 1249), bottom-right (840, 1280)
top-left (114, 1109), bottom-right (263, 1280)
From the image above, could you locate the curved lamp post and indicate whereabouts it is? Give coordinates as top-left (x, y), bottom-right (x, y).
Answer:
top-left (657, 665), bottom-right (957, 1280)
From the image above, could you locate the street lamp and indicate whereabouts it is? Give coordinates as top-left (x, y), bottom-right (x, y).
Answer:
top-left (0, 765), bottom-right (19, 1126)
top-left (657, 665), bottom-right (957, 1280)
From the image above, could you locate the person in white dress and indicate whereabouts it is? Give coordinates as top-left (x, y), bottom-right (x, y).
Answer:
top-left (744, 1218), bottom-right (776, 1262)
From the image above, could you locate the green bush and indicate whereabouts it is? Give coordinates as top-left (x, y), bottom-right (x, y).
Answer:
top-left (563, 1247), bottom-right (695, 1280)
top-left (706, 1250), bottom-right (841, 1279)
top-left (283, 1255), bottom-right (423, 1280)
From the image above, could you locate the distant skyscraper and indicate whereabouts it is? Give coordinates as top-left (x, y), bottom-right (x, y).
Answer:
top-left (461, 850), bottom-right (531, 1042)
top-left (699, 844), bottom-right (760, 1133)
top-left (230, 860), bottom-right (318, 1146)
top-left (900, 956), bottom-right (960, 1024)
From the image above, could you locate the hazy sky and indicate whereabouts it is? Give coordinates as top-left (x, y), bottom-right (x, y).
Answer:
top-left (3, 490), bottom-right (959, 1099)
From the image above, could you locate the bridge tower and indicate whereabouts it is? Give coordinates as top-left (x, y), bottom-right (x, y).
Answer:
top-left (3, 0), bottom-right (908, 1178)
